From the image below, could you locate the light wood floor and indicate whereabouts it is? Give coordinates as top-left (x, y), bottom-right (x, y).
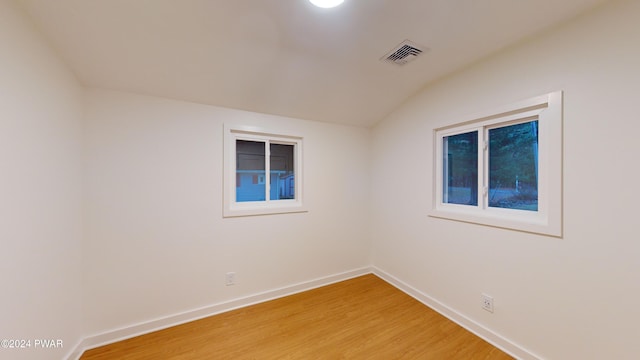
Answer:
top-left (81, 274), bottom-right (512, 359)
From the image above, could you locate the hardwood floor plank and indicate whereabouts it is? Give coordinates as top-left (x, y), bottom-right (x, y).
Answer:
top-left (81, 274), bottom-right (512, 359)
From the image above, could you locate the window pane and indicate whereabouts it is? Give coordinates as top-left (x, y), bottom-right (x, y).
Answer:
top-left (236, 140), bottom-right (266, 202)
top-left (489, 121), bottom-right (538, 211)
top-left (443, 131), bottom-right (478, 206)
top-left (270, 143), bottom-right (295, 200)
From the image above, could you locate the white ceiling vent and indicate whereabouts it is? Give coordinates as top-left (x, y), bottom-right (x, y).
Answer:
top-left (381, 40), bottom-right (427, 66)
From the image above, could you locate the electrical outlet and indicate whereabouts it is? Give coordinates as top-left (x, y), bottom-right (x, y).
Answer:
top-left (481, 293), bottom-right (494, 313)
top-left (225, 272), bottom-right (236, 286)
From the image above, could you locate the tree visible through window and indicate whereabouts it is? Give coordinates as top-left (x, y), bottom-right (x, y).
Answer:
top-left (442, 121), bottom-right (539, 211)
top-left (488, 121), bottom-right (538, 211)
top-left (443, 131), bottom-right (478, 206)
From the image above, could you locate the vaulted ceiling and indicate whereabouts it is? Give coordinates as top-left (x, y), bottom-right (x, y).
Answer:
top-left (19, 0), bottom-right (608, 127)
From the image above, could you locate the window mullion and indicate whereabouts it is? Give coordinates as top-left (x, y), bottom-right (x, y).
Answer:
top-left (265, 140), bottom-right (271, 202)
top-left (479, 128), bottom-right (487, 209)
top-left (442, 137), bottom-right (449, 204)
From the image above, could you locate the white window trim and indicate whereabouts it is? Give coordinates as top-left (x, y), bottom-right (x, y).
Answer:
top-left (224, 124), bottom-right (306, 218)
top-left (429, 91), bottom-right (563, 237)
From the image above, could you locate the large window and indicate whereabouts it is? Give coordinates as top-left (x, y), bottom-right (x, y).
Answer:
top-left (224, 125), bottom-right (305, 217)
top-left (431, 91), bottom-right (562, 236)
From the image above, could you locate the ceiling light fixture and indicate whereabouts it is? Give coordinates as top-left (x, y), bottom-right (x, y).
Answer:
top-left (309, 0), bottom-right (344, 9)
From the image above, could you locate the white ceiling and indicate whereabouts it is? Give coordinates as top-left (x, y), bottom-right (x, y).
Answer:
top-left (19, 0), bottom-right (608, 127)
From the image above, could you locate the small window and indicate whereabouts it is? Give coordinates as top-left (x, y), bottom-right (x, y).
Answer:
top-left (224, 125), bottom-right (305, 217)
top-left (431, 91), bottom-right (562, 236)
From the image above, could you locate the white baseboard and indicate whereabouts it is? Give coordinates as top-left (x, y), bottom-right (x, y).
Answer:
top-left (371, 266), bottom-right (541, 360)
top-left (68, 267), bottom-right (372, 360)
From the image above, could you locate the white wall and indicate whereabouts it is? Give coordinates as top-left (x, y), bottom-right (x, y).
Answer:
top-left (83, 89), bottom-right (371, 336)
top-left (371, 0), bottom-right (640, 359)
top-left (0, 1), bottom-right (84, 359)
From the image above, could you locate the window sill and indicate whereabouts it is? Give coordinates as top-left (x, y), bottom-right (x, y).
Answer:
top-left (428, 206), bottom-right (561, 237)
top-left (223, 203), bottom-right (308, 218)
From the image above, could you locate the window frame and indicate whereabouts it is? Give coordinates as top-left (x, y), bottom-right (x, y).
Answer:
top-left (224, 125), bottom-right (306, 218)
top-left (430, 91), bottom-right (563, 237)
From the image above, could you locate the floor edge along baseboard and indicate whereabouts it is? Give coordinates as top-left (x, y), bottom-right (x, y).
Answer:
top-left (371, 266), bottom-right (541, 360)
top-left (70, 266), bottom-right (537, 360)
top-left (68, 267), bottom-right (371, 360)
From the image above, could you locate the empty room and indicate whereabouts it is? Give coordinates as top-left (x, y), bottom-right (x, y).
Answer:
top-left (2, 0), bottom-right (639, 359)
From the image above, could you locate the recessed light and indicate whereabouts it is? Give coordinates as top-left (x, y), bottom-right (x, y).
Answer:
top-left (309, 0), bottom-right (344, 9)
